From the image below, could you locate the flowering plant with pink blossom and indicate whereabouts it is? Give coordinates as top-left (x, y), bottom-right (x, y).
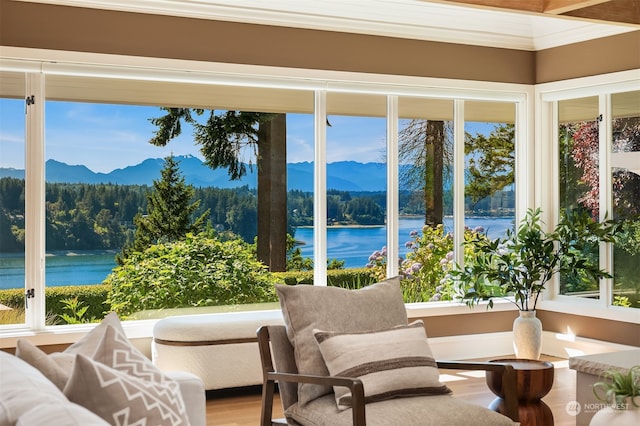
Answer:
top-left (366, 223), bottom-right (489, 303)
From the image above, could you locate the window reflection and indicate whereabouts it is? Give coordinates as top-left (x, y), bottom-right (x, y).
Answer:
top-left (611, 90), bottom-right (640, 309)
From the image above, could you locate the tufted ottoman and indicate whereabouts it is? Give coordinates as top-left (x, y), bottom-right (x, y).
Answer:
top-left (152, 310), bottom-right (283, 390)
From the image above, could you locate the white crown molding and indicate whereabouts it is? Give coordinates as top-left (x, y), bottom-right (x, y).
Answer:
top-left (12, 0), bottom-right (635, 51)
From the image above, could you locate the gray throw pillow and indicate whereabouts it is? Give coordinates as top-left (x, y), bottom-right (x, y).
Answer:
top-left (276, 276), bottom-right (407, 405)
top-left (313, 320), bottom-right (451, 410)
top-left (15, 311), bottom-right (125, 389)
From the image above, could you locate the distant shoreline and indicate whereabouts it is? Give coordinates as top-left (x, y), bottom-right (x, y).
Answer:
top-left (295, 214), bottom-right (514, 230)
top-left (45, 250), bottom-right (118, 257)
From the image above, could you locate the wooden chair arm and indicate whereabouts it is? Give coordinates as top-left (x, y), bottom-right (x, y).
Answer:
top-left (263, 372), bottom-right (366, 426)
top-left (436, 360), bottom-right (519, 423)
top-left (258, 326), bottom-right (366, 426)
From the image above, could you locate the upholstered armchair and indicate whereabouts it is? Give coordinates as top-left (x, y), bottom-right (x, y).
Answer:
top-left (257, 278), bottom-right (519, 426)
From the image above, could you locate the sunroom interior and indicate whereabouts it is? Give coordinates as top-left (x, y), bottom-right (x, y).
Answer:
top-left (0, 0), bottom-right (638, 365)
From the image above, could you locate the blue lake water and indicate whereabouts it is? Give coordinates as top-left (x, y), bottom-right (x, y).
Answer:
top-left (0, 217), bottom-right (513, 290)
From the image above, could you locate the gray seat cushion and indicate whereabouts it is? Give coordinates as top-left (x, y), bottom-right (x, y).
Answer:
top-left (285, 394), bottom-right (516, 426)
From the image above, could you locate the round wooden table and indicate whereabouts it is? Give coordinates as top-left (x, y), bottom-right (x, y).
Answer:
top-left (486, 358), bottom-right (555, 426)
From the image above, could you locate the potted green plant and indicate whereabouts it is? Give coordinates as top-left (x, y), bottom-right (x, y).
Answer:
top-left (590, 366), bottom-right (640, 426)
top-left (450, 208), bottom-right (620, 359)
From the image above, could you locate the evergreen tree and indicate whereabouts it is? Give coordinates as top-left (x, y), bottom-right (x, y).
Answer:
top-left (149, 108), bottom-right (288, 271)
top-left (465, 123), bottom-right (515, 210)
top-left (117, 156), bottom-right (209, 264)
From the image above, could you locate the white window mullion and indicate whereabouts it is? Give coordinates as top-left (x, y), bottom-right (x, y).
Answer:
top-left (453, 100), bottom-right (465, 267)
top-left (598, 94), bottom-right (613, 306)
top-left (516, 94), bottom-right (534, 221)
top-left (548, 100), bottom-right (561, 299)
top-left (386, 96), bottom-right (399, 278)
top-left (314, 90), bottom-right (328, 286)
top-left (24, 72), bottom-right (46, 330)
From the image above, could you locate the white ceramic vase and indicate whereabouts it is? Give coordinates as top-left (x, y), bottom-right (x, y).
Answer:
top-left (512, 310), bottom-right (542, 360)
top-left (590, 401), bottom-right (640, 426)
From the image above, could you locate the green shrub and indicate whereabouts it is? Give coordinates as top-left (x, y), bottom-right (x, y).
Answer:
top-left (0, 264), bottom-right (382, 325)
top-left (46, 285), bottom-right (110, 321)
top-left (0, 285), bottom-right (110, 325)
top-left (0, 288), bottom-right (24, 311)
top-left (106, 232), bottom-right (278, 317)
top-left (273, 268), bottom-right (378, 289)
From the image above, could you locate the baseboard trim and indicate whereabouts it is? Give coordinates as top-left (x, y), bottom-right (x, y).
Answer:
top-left (428, 331), bottom-right (638, 360)
top-left (541, 331), bottom-right (637, 359)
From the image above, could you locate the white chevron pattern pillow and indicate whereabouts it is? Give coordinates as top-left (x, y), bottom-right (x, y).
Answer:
top-left (64, 354), bottom-right (189, 426)
top-left (16, 312), bottom-right (189, 425)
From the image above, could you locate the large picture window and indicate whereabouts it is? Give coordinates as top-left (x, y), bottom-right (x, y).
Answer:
top-left (0, 56), bottom-right (535, 337)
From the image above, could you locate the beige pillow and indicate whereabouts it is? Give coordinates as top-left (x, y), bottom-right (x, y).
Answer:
top-left (16, 312), bottom-right (181, 402)
top-left (314, 321), bottom-right (451, 410)
top-left (64, 354), bottom-right (189, 426)
top-left (15, 339), bottom-right (70, 390)
top-left (15, 312), bottom-right (125, 389)
top-left (276, 277), bottom-right (408, 405)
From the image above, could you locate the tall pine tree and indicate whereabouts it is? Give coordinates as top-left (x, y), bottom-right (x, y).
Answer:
top-left (149, 108), bottom-right (287, 272)
top-left (117, 155), bottom-right (209, 264)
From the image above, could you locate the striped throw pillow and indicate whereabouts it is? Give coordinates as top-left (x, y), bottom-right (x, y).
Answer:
top-left (313, 320), bottom-right (451, 410)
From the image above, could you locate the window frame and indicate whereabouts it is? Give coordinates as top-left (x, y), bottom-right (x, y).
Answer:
top-left (1, 46), bottom-right (536, 345)
top-left (535, 69), bottom-right (640, 323)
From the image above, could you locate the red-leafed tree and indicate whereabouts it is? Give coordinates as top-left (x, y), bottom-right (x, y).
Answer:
top-left (566, 117), bottom-right (640, 218)
top-left (569, 121), bottom-right (600, 217)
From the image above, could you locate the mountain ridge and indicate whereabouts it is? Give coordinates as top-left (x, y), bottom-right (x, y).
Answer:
top-left (0, 156), bottom-right (393, 192)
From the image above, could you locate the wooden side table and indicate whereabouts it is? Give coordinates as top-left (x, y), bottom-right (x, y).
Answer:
top-left (486, 358), bottom-right (555, 426)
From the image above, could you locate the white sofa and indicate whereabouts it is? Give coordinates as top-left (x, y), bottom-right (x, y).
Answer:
top-left (2, 312), bottom-right (206, 426)
top-left (0, 349), bottom-right (205, 425)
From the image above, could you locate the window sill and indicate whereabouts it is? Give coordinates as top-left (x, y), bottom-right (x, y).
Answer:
top-left (405, 298), bottom-right (518, 317)
top-left (537, 298), bottom-right (640, 324)
top-left (3, 297), bottom-right (636, 349)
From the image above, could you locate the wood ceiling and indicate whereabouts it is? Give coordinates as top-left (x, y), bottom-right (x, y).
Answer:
top-left (439, 0), bottom-right (640, 26)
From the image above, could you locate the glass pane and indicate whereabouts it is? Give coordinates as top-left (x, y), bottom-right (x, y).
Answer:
top-left (396, 97), bottom-right (454, 302)
top-left (286, 113), bottom-right (315, 276)
top-left (326, 92), bottom-right (387, 286)
top-left (464, 101), bottom-right (516, 239)
top-left (0, 72), bottom-right (26, 326)
top-left (43, 76), bottom-right (313, 322)
top-left (611, 90), bottom-right (640, 309)
top-left (558, 96), bottom-right (600, 298)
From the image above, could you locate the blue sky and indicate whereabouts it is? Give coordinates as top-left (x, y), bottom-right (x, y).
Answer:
top-left (0, 99), bottom-right (489, 173)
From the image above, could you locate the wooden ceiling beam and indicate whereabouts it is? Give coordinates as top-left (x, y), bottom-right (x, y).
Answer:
top-left (435, 0), bottom-right (638, 26)
top-left (542, 0), bottom-right (612, 15)
top-left (560, 0), bottom-right (640, 25)
top-left (434, 0), bottom-right (544, 13)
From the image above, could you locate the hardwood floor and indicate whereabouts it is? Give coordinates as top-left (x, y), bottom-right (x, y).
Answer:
top-left (205, 357), bottom-right (577, 425)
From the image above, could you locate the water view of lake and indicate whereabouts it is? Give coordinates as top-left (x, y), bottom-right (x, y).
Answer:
top-left (0, 217), bottom-right (512, 290)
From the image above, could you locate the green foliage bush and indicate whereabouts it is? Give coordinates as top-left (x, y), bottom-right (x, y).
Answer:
top-left (106, 232), bottom-right (278, 316)
top-left (47, 285), bottom-right (110, 322)
top-left (273, 268), bottom-right (378, 288)
top-left (0, 285), bottom-right (110, 324)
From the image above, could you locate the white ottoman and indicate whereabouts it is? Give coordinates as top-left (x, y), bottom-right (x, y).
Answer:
top-left (152, 310), bottom-right (283, 390)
